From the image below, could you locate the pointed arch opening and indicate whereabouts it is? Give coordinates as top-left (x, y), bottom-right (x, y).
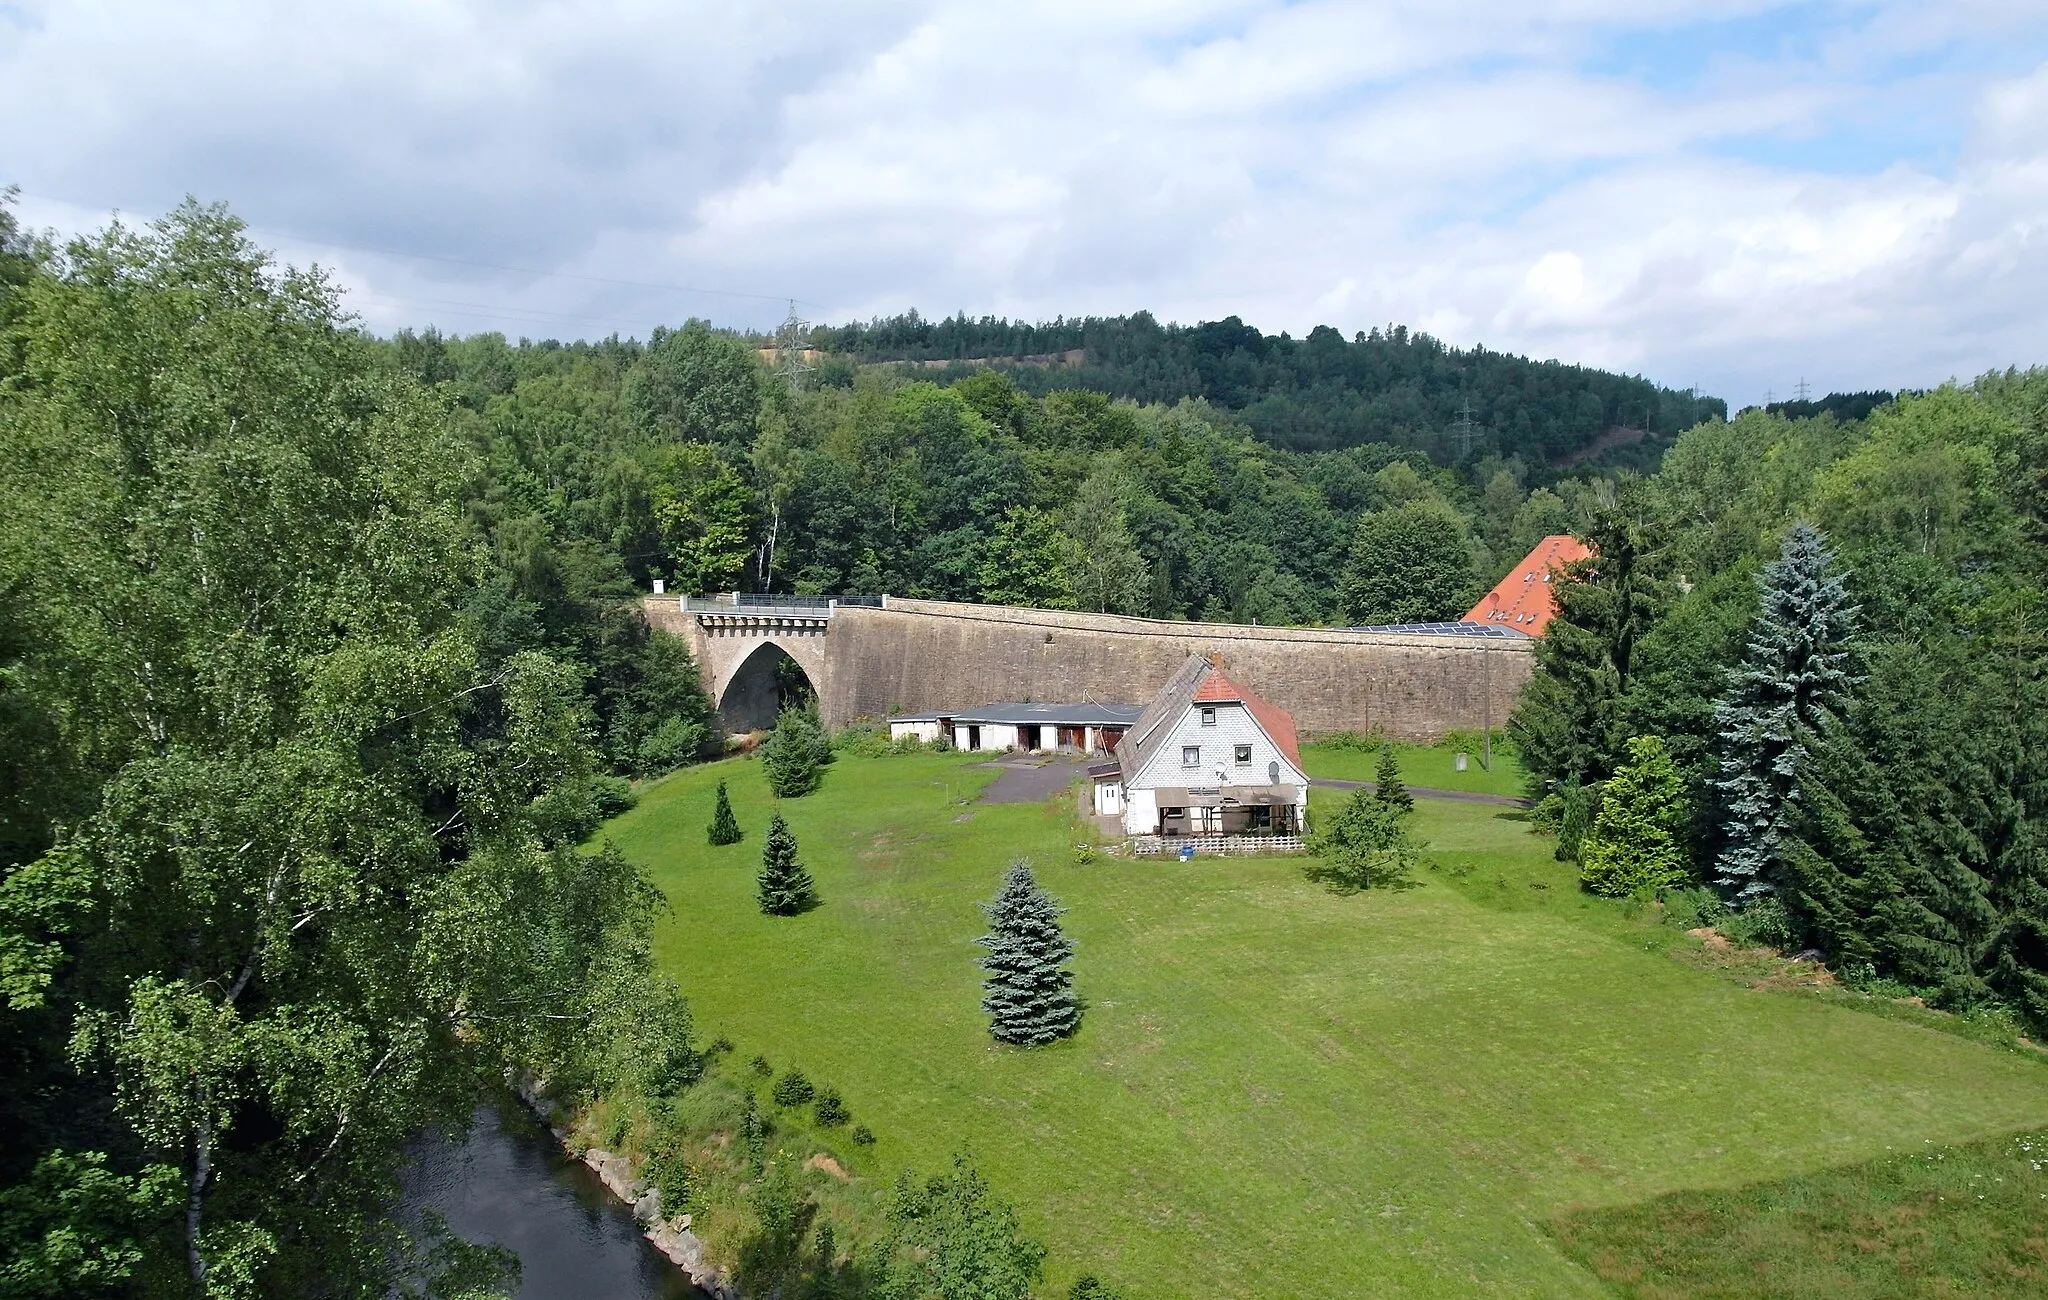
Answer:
top-left (718, 641), bottom-right (818, 733)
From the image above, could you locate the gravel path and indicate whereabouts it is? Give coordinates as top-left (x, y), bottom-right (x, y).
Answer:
top-left (975, 755), bottom-right (1093, 804)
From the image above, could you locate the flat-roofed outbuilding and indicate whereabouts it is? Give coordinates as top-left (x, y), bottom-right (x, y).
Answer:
top-left (887, 702), bottom-right (1142, 754)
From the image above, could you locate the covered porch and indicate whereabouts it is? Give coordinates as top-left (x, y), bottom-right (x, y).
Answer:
top-left (1149, 784), bottom-right (1303, 839)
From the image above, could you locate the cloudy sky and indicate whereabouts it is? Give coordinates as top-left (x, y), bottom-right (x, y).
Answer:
top-left (4, 1), bottom-right (2046, 406)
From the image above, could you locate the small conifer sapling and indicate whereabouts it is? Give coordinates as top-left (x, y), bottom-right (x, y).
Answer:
top-left (976, 861), bottom-right (1081, 1046)
top-left (707, 779), bottom-right (743, 845)
top-left (756, 812), bottom-right (819, 915)
top-left (1373, 745), bottom-right (1414, 817)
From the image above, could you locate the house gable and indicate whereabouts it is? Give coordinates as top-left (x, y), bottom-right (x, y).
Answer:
top-left (1126, 700), bottom-right (1307, 792)
top-left (1119, 659), bottom-right (1307, 792)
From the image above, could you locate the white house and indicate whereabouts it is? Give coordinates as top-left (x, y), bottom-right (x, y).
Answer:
top-left (1096, 654), bottom-right (1309, 840)
top-left (887, 702), bottom-right (1142, 755)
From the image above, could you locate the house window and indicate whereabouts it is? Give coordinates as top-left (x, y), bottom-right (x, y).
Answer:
top-left (1181, 745), bottom-right (1200, 767)
top-left (1200, 707), bottom-right (1216, 726)
top-left (1234, 744), bottom-right (1253, 765)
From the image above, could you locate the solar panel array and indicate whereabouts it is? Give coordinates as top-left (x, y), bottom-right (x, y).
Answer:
top-left (1342, 621), bottom-right (1533, 639)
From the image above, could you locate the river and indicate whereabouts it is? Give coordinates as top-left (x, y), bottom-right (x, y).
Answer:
top-left (402, 1102), bottom-right (704, 1299)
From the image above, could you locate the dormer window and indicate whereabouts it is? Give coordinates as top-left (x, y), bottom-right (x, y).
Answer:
top-left (1200, 707), bottom-right (1216, 726)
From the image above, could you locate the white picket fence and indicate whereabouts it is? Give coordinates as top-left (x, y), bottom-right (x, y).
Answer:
top-left (1130, 835), bottom-right (1305, 857)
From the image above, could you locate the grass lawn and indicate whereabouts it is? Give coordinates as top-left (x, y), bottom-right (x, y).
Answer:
top-left (1551, 1129), bottom-right (2048, 1297)
top-left (1302, 737), bottom-right (1527, 798)
top-left (606, 751), bottom-right (2048, 1298)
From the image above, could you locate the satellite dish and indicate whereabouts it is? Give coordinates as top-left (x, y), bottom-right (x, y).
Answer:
top-left (1268, 760), bottom-right (1280, 783)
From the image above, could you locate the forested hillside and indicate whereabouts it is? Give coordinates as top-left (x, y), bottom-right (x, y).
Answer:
top-left (809, 311), bottom-right (1725, 461)
top-left (383, 320), bottom-right (1629, 639)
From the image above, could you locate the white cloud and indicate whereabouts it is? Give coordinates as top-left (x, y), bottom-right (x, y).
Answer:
top-left (4, 0), bottom-right (2046, 403)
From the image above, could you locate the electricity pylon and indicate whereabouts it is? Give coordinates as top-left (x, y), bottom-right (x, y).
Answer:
top-left (771, 300), bottom-right (814, 390)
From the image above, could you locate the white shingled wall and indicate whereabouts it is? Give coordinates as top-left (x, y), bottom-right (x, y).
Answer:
top-left (1128, 701), bottom-right (1305, 790)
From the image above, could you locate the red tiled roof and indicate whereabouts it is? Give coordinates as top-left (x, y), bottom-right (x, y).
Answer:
top-left (1189, 667), bottom-right (1301, 768)
top-left (1463, 534), bottom-right (1592, 636)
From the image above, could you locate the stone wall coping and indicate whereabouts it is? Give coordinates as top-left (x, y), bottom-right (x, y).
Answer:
top-left (866, 597), bottom-right (1534, 654)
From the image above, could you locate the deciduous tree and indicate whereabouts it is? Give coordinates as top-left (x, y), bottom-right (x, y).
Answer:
top-left (1338, 499), bottom-right (1474, 624)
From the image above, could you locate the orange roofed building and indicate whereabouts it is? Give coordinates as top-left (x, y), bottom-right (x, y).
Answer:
top-left (1464, 535), bottom-right (1592, 636)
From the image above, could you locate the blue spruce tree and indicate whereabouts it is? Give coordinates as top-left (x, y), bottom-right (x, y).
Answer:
top-left (976, 861), bottom-right (1081, 1046)
top-left (1711, 523), bottom-right (1860, 899)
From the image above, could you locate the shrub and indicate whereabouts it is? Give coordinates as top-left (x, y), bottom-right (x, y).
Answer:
top-left (1841, 962), bottom-right (1925, 1000)
top-left (636, 716), bottom-right (709, 777)
top-left (813, 1086), bottom-right (848, 1127)
top-left (1663, 886), bottom-right (1727, 931)
top-left (1721, 893), bottom-right (1795, 949)
top-left (1317, 730), bottom-right (1384, 752)
top-left (646, 1145), bottom-right (693, 1215)
top-left (748, 1053), bottom-right (772, 1078)
top-left (1070, 1278), bottom-right (1126, 1300)
top-left (877, 1157), bottom-right (1045, 1300)
top-left (590, 775), bottom-right (638, 820)
top-left (1550, 778), bottom-right (1596, 862)
top-left (771, 1069), bottom-right (815, 1106)
top-left (851, 1124), bottom-right (875, 1146)
top-left (834, 721), bottom-right (892, 758)
top-left (741, 1094), bottom-right (769, 1175)
top-left (737, 1155), bottom-right (815, 1287)
top-left (1439, 728), bottom-right (1510, 759)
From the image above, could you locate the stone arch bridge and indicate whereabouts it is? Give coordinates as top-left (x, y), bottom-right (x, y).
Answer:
top-left (644, 595), bottom-right (1534, 742)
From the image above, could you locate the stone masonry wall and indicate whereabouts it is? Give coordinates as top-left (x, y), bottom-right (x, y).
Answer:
top-left (645, 596), bottom-right (1533, 741)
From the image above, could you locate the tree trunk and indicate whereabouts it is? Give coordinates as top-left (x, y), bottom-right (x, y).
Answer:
top-left (187, 1105), bottom-right (212, 1290)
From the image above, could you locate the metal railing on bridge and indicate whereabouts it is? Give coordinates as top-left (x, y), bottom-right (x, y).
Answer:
top-left (677, 593), bottom-right (883, 617)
